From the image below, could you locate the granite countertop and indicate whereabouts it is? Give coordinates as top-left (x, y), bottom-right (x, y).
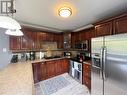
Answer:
top-left (14, 57), bottom-right (70, 64)
top-left (0, 62), bottom-right (35, 95)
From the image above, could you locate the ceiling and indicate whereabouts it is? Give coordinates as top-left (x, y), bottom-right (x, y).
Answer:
top-left (15, 0), bottom-right (127, 32)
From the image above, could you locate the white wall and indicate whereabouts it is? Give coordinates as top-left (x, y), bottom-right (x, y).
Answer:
top-left (0, 28), bottom-right (12, 70)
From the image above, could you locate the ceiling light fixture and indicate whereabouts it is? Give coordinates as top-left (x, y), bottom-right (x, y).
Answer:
top-left (59, 7), bottom-right (72, 18)
top-left (0, 16), bottom-right (23, 36)
top-left (0, 16), bottom-right (21, 30)
top-left (5, 29), bottom-right (23, 36)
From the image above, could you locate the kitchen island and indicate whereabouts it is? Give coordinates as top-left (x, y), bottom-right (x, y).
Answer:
top-left (0, 62), bottom-right (35, 95)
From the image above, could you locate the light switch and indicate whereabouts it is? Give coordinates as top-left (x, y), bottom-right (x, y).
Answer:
top-left (3, 48), bottom-right (7, 52)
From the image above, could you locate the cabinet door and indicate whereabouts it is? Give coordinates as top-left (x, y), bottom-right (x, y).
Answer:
top-left (46, 61), bottom-right (56, 79)
top-left (32, 63), bottom-right (42, 83)
top-left (41, 63), bottom-right (46, 80)
top-left (114, 15), bottom-right (127, 34)
top-left (62, 59), bottom-right (69, 73)
top-left (83, 64), bottom-right (91, 78)
top-left (58, 34), bottom-right (64, 49)
top-left (9, 36), bottom-right (21, 50)
top-left (83, 63), bottom-right (91, 90)
top-left (84, 77), bottom-right (91, 89)
top-left (71, 32), bottom-right (79, 48)
top-left (55, 60), bottom-right (63, 75)
top-left (21, 30), bottom-right (31, 50)
top-left (95, 21), bottom-right (112, 37)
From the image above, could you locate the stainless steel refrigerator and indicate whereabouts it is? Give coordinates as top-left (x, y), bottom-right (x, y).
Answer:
top-left (91, 33), bottom-right (127, 95)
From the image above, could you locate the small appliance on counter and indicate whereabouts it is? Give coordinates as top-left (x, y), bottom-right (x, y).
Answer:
top-left (80, 51), bottom-right (91, 60)
top-left (29, 51), bottom-right (36, 60)
top-left (63, 52), bottom-right (71, 58)
top-left (20, 53), bottom-right (28, 62)
top-left (75, 51), bottom-right (91, 62)
top-left (11, 54), bottom-right (18, 63)
top-left (39, 52), bottom-right (45, 59)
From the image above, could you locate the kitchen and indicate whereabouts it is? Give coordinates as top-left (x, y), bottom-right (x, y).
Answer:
top-left (0, 0), bottom-right (127, 95)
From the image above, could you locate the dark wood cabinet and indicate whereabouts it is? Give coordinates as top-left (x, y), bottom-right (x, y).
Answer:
top-left (83, 63), bottom-right (91, 90)
top-left (32, 63), bottom-right (42, 83)
top-left (54, 33), bottom-right (63, 49)
top-left (71, 32), bottom-right (79, 48)
top-left (10, 29), bottom-right (64, 51)
top-left (114, 15), bottom-right (127, 34)
top-left (45, 59), bottom-right (69, 79)
top-left (45, 61), bottom-right (56, 79)
top-left (41, 63), bottom-right (46, 80)
top-left (9, 36), bottom-right (21, 50)
top-left (95, 21), bottom-right (113, 37)
top-left (62, 59), bottom-right (69, 73)
top-left (32, 59), bottom-right (69, 83)
top-left (20, 29), bottom-right (37, 50)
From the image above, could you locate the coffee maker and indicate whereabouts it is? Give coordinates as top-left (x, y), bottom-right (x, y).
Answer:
top-left (29, 51), bottom-right (36, 60)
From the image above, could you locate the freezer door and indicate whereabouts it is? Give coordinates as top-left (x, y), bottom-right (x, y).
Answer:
top-left (104, 33), bottom-right (127, 95)
top-left (91, 37), bottom-right (104, 54)
top-left (91, 37), bottom-right (104, 95)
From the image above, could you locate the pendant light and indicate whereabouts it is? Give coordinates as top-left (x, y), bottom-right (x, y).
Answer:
top-left (5, 29), bottom-right (23, 36)
top-left (0, 0), bottom-right (23, 36)
top-left (0, 16), bottom-right (21, 30)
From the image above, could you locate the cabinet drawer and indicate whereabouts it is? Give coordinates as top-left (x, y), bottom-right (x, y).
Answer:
top-left (84, 77), bottom-right (91, 89)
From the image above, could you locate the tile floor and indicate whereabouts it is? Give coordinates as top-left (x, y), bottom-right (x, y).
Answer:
top-left (35, 73), bottom-right (90, 95)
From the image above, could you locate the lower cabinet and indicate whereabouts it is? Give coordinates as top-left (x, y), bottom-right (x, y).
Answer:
top-left (83, 63), bottom-right (91, 90)
top-left (46, 61), bottom-right (56, 79)
top-left (32, 62), bottom-right (42, 83)
top-left (32, 59), bottom-right (69, 83)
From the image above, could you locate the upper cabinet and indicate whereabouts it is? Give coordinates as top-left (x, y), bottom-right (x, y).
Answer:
top-left (71, 32), bottom-right (79, 48)
top-left (9, 28), bottom-right (64, 51)
top-left (21, 29), bottom-right (37, 50)
top-left (95, 13), bottom-right (127, 37)
top-left (71, 28), bottom-right (94, 49)
top-left (113, 15), bottom-right (127, 34)
top-left (63, 33), bottom-right (71, 49)
top-left (54, 33), bottom-right (63, 49)
top-left (95, 21), bottom-right (113, 37)
top-left (9, 36), bottom-right (21, 50)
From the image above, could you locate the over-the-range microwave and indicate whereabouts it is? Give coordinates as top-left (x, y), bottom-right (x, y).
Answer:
top-left (75, 40), bottom-right (88, 50)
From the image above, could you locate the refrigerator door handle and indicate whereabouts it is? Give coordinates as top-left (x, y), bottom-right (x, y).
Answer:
top-left (100, 47), bottom-right (103, 79)
top-left (103, 46), bottom-right (107, 80)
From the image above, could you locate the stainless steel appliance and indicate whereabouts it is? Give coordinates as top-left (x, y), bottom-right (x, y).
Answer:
top-left (91, 33), bottom-right (127, 95)
top-left (29, 51), bottom-right (36, 60)
top-left (75, 40), bottom-right (88, 50)
top-left (63, 52), bottom-right (71, 57)
top-left (69, 60), bottom-right (82, 83)
top-left (11, 54), bottom-right (18, 63)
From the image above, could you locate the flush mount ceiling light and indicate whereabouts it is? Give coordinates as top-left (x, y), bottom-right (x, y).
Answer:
top-left (59, 7), bottom-right (72, 18)
top-left (5, 29), bottom-right (23, 36)
top-left (0, 16), bottom-right (21, 30)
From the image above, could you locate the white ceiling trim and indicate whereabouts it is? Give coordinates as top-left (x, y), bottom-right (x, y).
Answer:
top-left (19, 21), bottom-right (63, 33)
top-left (20, 22), bottom-right (94, 32)
top-left (73, 24), bottom-right (94, 32)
